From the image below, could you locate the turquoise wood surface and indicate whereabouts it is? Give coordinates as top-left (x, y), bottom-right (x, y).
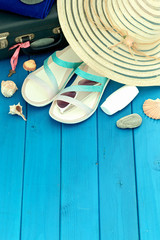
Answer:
top-left (0, 52), bottom-right (159, 240)
top-left (132, 87), bottom-right (160, 240)
top-left (20, 54), bottom-right (61, 240)
top-left (0, 56), bottom-right (28, 240)
top-left (61, 118), bottom-right (99, 240)
top-left (98, 81), bottom-right (139, 240)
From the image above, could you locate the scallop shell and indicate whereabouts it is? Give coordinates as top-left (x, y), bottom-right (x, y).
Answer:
top-left (143, 99), bottom-right (160, 120)
top-left (9, 103), bottom-right (27, 121)
top-left (1, 80), bottom-right (18, 97)
top-left (23, 59), bottom-right (36, 72)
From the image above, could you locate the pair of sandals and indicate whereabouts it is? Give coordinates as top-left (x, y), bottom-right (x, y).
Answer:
top-left (22, 46), bottom-right (109, 124)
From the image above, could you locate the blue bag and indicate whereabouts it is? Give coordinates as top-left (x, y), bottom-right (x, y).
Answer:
top-left (0, 0), bottom-right (55, 19)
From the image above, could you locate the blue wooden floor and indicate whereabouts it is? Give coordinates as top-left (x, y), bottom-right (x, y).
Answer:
top-left (0, 52), bottom-right (160, 240)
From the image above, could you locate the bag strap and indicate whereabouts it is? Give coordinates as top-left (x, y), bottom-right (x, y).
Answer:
top-left (20, 0), bottom-right (44, 5)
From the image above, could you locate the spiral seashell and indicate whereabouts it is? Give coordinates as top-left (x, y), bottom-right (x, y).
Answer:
top-left (9, 103), bottom-right (26, 121)
top-left (23, 59), bottom-right (36, 72)
top-left (1, 80), bottom-right (18, 98)
top-left (143, 99), bottom-right (160, 120)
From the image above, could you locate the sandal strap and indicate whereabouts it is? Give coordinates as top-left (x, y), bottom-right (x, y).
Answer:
top-left (59, 67), bottom-right (108, 94)
top-left (59, 84), bottom-right (103, 94)
top-left (44, 57), bottom-right (59, 92)
top-left (28, 73), bottom-right (56, 97)
top-left (55, 95), bottom-right (92, 114)
top-left (51, 51), bottom-right (82, 69)
top-left (75, 67), bottom-right (107, 85)
top-left (43, 51), bottom-right (82, 92)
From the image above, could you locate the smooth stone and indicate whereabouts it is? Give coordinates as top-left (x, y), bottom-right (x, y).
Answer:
top-left (116, 113), bottom-right (142, 129)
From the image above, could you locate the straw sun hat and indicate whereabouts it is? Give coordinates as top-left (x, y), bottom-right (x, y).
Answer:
top-left (58, 0), bottom-right (160, 86)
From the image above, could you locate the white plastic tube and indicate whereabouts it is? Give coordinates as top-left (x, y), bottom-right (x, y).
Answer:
top-left (101, 85), bottom-right (139, 115)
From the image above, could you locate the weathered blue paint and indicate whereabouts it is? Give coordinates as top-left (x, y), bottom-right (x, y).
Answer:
top-left (0, 53), bottom-right (158, 240)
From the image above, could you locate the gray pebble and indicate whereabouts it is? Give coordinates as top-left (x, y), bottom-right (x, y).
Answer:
top-left (116, 113), bottom-right (142, 129)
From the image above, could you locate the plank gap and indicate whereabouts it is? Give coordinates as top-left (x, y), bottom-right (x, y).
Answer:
top-left (131, 102), bottom-right (141, 240)
top-left (96, 110), bottom-right (101, 240)
top-left (59, 123), bottom-right (62, 240)
top-left (19, 61), bottom-right (30, 240)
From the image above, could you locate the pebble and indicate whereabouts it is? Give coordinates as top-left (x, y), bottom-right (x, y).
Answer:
top-left (116, 113), bottom-right (142, 129)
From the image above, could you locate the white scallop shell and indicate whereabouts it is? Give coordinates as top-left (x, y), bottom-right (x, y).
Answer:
top-left (143, 99), bottom-right (160, 120)
top-left (9, 103), bottom-right (26, 121)
top-left (1, 80), bottom-right (18, 97)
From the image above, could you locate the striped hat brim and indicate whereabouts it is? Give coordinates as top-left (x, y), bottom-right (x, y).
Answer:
top-left (58, 0), bottom-right (160, 86)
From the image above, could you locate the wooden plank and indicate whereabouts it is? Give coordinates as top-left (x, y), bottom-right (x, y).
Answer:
top-left (20, 53), bottom-right (61, 240)
top-left (0, 55), bottom-right (28, 240)
top-left (98, 81), bottom-right (139, 240)
top-left (60, 115), bottom-right (99, 240)
top-left (132, 86), bottom-right (160, 239)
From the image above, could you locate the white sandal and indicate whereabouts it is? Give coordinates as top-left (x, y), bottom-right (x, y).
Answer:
top-left (49, 64), bottom-right (109, 124)
top-left (21, 46), bottom-right (82, 107)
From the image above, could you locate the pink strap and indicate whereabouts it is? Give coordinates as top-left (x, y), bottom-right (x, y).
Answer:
top-left (9, 41), bottom-right (30, 71)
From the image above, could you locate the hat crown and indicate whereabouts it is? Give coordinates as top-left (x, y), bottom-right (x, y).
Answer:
top-left (106, 0), bottom-right (160, 42)
top-left (58, 0), bottom-right (160, 86)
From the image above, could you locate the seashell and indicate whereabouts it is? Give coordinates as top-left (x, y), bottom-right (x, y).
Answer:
top-left (143, 99), bottom-right (160, 120)
top-left (1, 80), bottom-right (18, 97)
top-left (9, 103), bottom-right (27, 121)
top-left (23, 59), bottom-right (36, 72)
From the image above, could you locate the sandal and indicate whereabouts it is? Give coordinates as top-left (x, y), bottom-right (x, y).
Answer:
top-left (21, 46), bottom-right (82, 107)
top-left (49, 64), bottom-right (109, 124)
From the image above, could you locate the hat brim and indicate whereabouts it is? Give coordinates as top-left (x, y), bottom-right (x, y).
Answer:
top-left (58, 0), bottom-right (160, 86)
